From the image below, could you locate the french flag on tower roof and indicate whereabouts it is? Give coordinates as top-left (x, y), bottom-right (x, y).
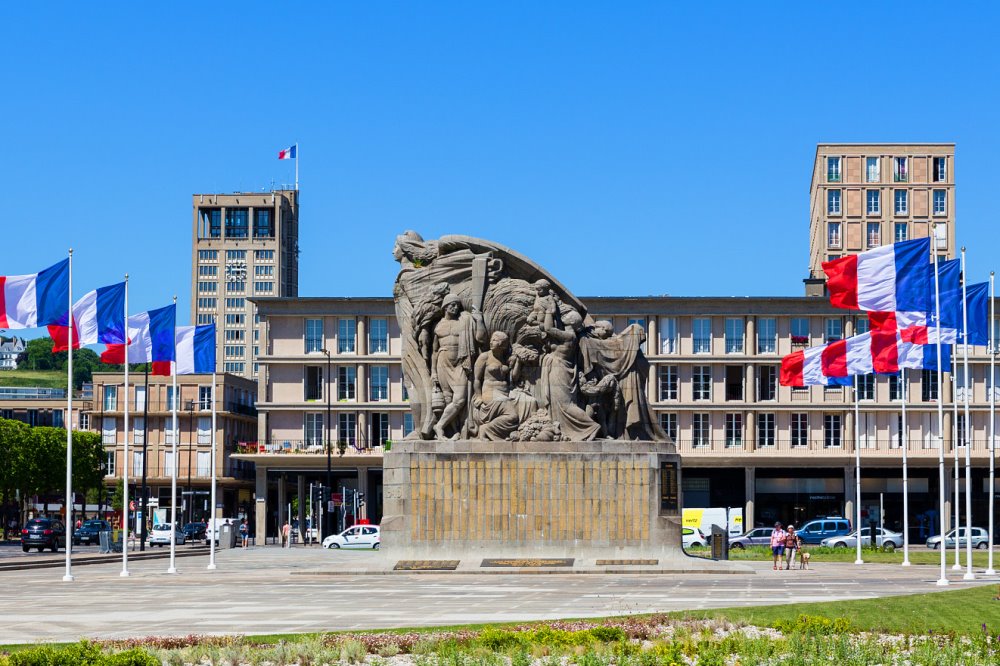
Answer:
top-left (48, 282), bottom-right (127, 352)
top-left (822, 237), bottom-right (931, 312)
top-left (0, 259), bottom-right (70, 329)
top-left (278, 145), bottom-right (297, 160)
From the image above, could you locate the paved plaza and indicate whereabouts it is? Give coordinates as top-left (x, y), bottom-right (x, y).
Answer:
top-left (1, 546), bottom-right (998, 644)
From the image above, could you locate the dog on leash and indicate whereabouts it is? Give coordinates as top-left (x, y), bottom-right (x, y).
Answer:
top-left (799, 550), bottom-right (811, 570)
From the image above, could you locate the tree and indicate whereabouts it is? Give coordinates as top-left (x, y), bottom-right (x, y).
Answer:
top-left (72, 430), bottom-right (104, 518)
top-left (24, 337), bottom-right (58, 371)
top-left (22, 427), bottom-right (64, 515)
top-left (0, 418), bottom-right (31, 506)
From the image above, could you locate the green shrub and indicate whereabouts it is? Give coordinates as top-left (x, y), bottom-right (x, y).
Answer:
top-left (772, 614), bottom-right (852, 635)
top-left (9, 640), bottom-right (104, 666)
top-left (588, 626), bottom-right (627, 643)
top-left (101, 649), bottom-right (159, 666)
top-left (476, 628), bottom-right (525, 651)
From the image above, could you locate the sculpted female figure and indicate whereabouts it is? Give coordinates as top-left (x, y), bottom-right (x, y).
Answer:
top-left (539, 309), bottom-right (600, 441)
top-left (431, 294), bottom-right (487, 439)
top-left (473, 331), bottom-right (536, 441)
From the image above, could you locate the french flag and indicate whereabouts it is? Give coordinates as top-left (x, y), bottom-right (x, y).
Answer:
top-left (100, 304), bottom-right (176, 375)
top-left (278, 145), bottom-right (297, 160)
top-left (47, 282), bottom-right (126, 352)
top-left (779, 336), bottom-right (867, 387)
top-left (822, 237), bottom-right (931, 312)
top-left (941, 281), bottom-right (990, 346)
top-left (0, 259), bottom-right (70, 329)
top-left (174, 324), bottom-right (216, 375)
top-left (867, 258), bottom-right (962, 350)
top-left (869, 312), bottom-right (952, 373)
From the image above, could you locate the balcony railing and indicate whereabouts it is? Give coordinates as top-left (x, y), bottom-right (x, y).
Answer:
top-left (235, 439), bottom-right (388, 456)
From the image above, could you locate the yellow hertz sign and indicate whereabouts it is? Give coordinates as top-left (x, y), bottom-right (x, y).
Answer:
top-left (682, 508), bottom-right (704, 529)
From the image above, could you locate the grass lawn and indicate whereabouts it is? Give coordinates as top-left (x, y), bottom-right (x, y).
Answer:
top-left (0, 369), bottom-right (66, 389)
top-left (690, 544), bottom-right (999, 567)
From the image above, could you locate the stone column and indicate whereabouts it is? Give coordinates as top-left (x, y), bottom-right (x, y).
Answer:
top-left (357, 317), bottom-right (367, 356)
top-left (297, 474), bottom-right (306, 543)
top-left (357, 466), bottom-right (369, 522)
top-left (358, 411), bottom-right (369, 450)
top-left (746, 317), bottom-right (756, 355)
top-left (357, 363), bottom-right (368, 405)
top-left (647, 316), bottom-right (658, 356)
top-left (746, 364), bottom-right (756, 402)
top-left (843, 465), bottom-right (854, 523)
top-left (745, 410), bottom-right (756, 450)
top-left (255, 467), bottom-right (267, 545)
top-left (277, 474), bottom-right (286, 540)
top-left (744, 466), bottom-right (755, 529)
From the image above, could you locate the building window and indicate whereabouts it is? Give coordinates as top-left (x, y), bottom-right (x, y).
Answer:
top-left (894, 222), bottom-right (908, 243)
top-left (827, 222), bottom-right (841, 249)
top-left (223, 345), bottom-right (245, 358)
top-left (196, 314), bottom-right (213, 325)
top-left (338, 366), bottom-right (356, 401)
top-left (305, 318), bottom-right (324, 353)
top-left (725, 366), bottom-right (743, 401)
top-left (791, 318), bottom-right (809, 345)
top-left (104, 450), bottom-right (115, 477)
top-left (196, 451), bottom-right (211, 477)
top-left (253, 281), bottom-right (274, 294)
top-left (825, 318), bottom-right (842, 342)
top-left (166, 386), bottom-right (178, 411)
top-left (933, 189), bottom-right (947, 215)
top-left (827, 157), bottom-right (841, 182)
top-left (133, 417), bottom-right (144, 445)
top-left (225, 208), bottom-right (249, 238)
top-left (824, 414), bottom-right (842, 447)
top-left (693, 366), bottom-right (712, 401)
top-left (254, 265), bottom-right (274, 277)
top-left (103, 385), bottom-right (117, 411)
top-left (369, 318), bottom-right (389, 354)
top-left (198, 265), bottom-right (218, 277)
top-left (921, 369), bottom-right (939, 402)
top-left (198, 250), bottom-right (218, 262)
top-left (80, 413), bottom-right (90, 431)
top-left (226, 281), bottom-right (245, 293)
top-left (659, 413), bottom-right (677, 441)
top-left (889, 374), bottom-right (903, 401)
top-left (857, 375), bottom-right (875, 400)
top-left (865, 156), bottom-right (880, 183)
top-left (724, 318), bottom-right (743, 354)
top-left (757, 413), bottom-right (775, 447)
top-left (102, 417), bottom-right (116, 444)
top-left (199, 209), bottom-right (222, 238)
top-left (659, 317), bottom-right (677, 354)
top-left (338, 412), bottom-right (356, 446)
top-left (934, 222), bottom-right (948, 250)
top-left (892, 157), bottom-right (908, 182)
top-left (132, 451), bottom-right (143, 478)
top-left (198, 281), bottom-right (218, 293)
top-left (757, 366), bottom-right (777, 401)
top-left (403, 413), bottom-right (414, 437)
top-left (370, 366), bottom-right (389, 401)
top-left (827, 189), bottom-right (841, 214)
top-left (692, 414), bottom-right (710, 447)
top-left (226, 250), bottom-right (246, 261)
top-left (866, 190), bottom-right (881, 215)
top-left (223, 362), bottom-right (244, 373)
top-left (304, 413), bottom-right (324, 446)
top-left (658, 366), bottom-right (678, 401)
top-left (693, 318), bottom-right (711, 354)
top-left (305, 366), bottom-right (323, 401)
top-left (791, 413), bottom-right (808, 447)
top-left (957, 413), bottom-right (968, 447)
top-left (224, 329), bottom-right (245, 342)
top-left (866, 222), bottom-right (881, 248)
top-left (225, 298), bottom-right (245, 310)
top-left (253, 209), bottom-right (273, 238)
top-left (933, 157), bottom-right (947, 182)
top-left (757, 318), bottom-right (776, 354)
top-left (725, 413), bottom-right (742, 447)
top-left (855, 317), bottom-right (870, 335)
top-left (894, 190), bottom-right (908, 214)
top-left (338, 319), bottom-right (356, 354)
top-left (255, 250), bottom-right (274, 261)
top-left (199, 386), bottom-right (212, 409)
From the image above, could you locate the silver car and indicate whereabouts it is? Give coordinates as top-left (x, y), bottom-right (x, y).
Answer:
top-left (820, 527), bottom-right (903, 550)
top-left (926, 527), bottom-right (991, 550)
top-left (729, 527), bottom-right (774, 550)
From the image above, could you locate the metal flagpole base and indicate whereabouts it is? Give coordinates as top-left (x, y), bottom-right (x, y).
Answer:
top-left (166, 566), bottom-right (178, 574)
top-left (963, 572), bottom-right (976, 580)
top-left (985, 569), bottom-right (997, 575)
top-left (901, 560), bottom-right (911, 567)
top-left (854, 558), bottom-right (864, 565)
top-left (207, 563), bottom-right (217, 570)
top-left (62, 574), bottom-right (75, 582)
top-left (936, 577), bottom-right (950, 586)
top-left (952, 564), bottom-right (963, 570)
top-left (119, 570), bottom-right (130, 577)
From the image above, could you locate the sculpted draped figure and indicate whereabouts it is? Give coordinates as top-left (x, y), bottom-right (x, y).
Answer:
top-left (393, 231), bottom-right (673, 446)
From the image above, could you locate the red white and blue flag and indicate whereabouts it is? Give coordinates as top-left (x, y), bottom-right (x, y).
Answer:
top-left (822, 237), bottom-right (931, 312)
top-left (48, 282), bottom-right (127, 352)
top-left (100, 304), bottom-right (177, 375)
top-left (0, 259), bottom-right (70, 329)
top-left (174, 324), bottom-right (216, 375)
top-left (278, 145), bottom-right (297, 160)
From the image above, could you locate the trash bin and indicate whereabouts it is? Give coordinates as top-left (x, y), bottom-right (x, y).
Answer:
top-left (710, 525), bottom-right (729, 560)
top-left (219, 522), bottom-right (237, 550)
top-left (99, 530), bottom-right (111, 554)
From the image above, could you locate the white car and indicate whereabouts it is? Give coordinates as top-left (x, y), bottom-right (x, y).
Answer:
top-left (682, 527), bottom-right (708, 548)
top-left (322, 525), bottom-right (380, 550)
top-left (926, 527), bottom-right (991, 550)
top-left (147, 524), bottom-right (187, 547)
top-left (820, 527), bottom-right (903, 550)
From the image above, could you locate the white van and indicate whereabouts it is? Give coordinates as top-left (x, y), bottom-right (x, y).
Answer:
top-left (682, 508), bottom-right (743, 540)
top-left (204, 517), bottom-right (237, 544)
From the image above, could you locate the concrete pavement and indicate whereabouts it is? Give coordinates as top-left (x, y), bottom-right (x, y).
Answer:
top-left (0, 545), bottom-right (997, 644)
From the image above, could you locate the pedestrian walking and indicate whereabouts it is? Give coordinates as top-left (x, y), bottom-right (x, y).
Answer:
top-left (240, 518), bottom-right (249, 549)
top-left (770, 522), bottom-right (786, 570)
top-left (281, 521), bottom-right (290, 547)
top-left (784, 525), bottom-right (800, 570)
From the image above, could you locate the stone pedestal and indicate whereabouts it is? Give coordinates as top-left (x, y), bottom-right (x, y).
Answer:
top-left (380, 440), bottom-right (718, 570)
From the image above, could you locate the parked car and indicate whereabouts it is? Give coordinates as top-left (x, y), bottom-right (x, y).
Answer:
top-left (820, 527), bottom-right (903, 550)
top-left (796, 517), bottom-right (852, 544)
top-left (322, 525), bottom-right (380, 550)
top-left (682, 527), bottom-right (708, 548)
top-left (729, 527), bottom-right (774, 550)
top-left (926, 527), bottom-right (991, 550)
top-left (21, 518), bottom-right (66, 552)
top-left (147, 524), bottom-right (187, 547)
top-left (182, 522), bottom-right (207, 541)
top-left (72, 519), bottom-right (111, 546)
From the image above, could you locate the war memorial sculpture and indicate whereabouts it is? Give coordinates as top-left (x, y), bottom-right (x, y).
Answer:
top-left (380, 232), bottom-right (698, 570)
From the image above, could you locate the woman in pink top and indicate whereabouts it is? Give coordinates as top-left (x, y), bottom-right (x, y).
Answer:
top-left (770, 522), bottom-right (786, 570)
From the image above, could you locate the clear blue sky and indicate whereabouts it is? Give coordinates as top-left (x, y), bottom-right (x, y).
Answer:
top-left (2, 3), bottom-right (998, 337)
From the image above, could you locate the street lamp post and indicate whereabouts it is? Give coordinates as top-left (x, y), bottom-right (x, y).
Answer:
top-left (321, 348), bottom-right (332, 537)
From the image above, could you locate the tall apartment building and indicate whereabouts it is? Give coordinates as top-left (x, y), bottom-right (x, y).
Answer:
top-left (191, 190), bottom-right (299, 379)
top-left (807, 144), bottom-right (955, 288)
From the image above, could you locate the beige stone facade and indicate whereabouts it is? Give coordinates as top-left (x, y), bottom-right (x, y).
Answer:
top-left (808, 143), bottom-right (955, 282)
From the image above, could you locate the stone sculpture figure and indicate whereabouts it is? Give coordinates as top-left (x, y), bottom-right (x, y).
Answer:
top-left (393, 231), bottom-right (672, 445)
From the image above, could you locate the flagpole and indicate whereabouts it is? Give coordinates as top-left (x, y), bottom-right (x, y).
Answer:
top-left (854, 375), bottom-right (863, 565)
top-left (933, 229), bottom-right (949, 586)
top-left (901, 367), bottom-right (911, 566)
top-left (295, 142), bottom-right (299, 192)
top-left (961, 248), bottom-right (974, 580)
top-left (120, 274), bottom-right (130, 578)
top-left (168, 295), bottom-right (179, 575)
top-left (208, 318), bottom-right (218, 570)
top-left (953, 377), bottom-right (962, 570)
top-left (62, 249), bottom-right (74, 582)
top-left (988, 271), bottom-right (997, 576)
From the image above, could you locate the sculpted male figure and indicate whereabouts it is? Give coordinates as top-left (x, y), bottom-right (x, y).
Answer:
top-left (431, 294), bottom-right (487, 439)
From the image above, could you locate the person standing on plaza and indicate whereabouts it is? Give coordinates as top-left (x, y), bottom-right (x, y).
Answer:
top-left (770, 522), bottom-right (786, 570)
top-left (784, 525), bottom-right (800, 570)
top-left (281, 520), bottom-right (290, 548)
top-left (239, 518), bottom-right (249, 549)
